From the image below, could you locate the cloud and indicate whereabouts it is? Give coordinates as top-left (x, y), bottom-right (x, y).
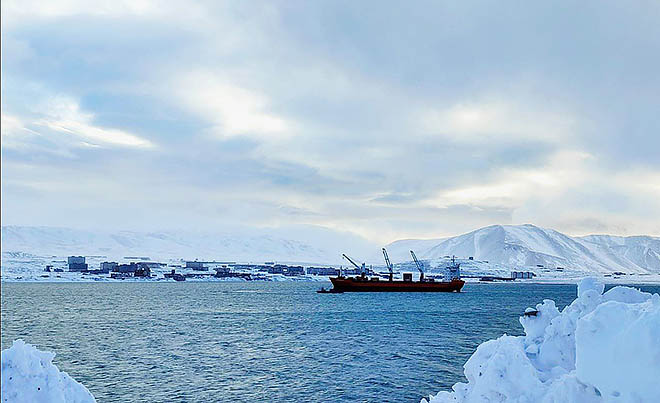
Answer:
top-left (418, 97), bottom-right (578, 144)
top-left (1, 0), bottom-right (158, 26)
top-left (429, 150), bottom-right (594, 208)
top-left (2, 0), bottom-right (660, 242)
top-left (1, 114), bottom-right (29, 137)
top-left (33, 97), bottom-right (154, 148)
top-left (173, 71), bottom-right (291, 140)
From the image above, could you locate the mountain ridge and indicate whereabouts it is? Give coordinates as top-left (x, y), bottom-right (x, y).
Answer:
top-left (2, 224), bottom-right (659, 274)
top-left (385, 224), bottom-right (660, 274)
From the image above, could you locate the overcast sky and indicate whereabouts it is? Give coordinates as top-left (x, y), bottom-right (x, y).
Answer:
top-left (2, 0), bottom-right (660, 243)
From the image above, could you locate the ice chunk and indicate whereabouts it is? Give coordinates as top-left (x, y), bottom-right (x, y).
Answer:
top-left (576, 294), bottom-right (660, 402)
top-left (423, 278), bottom-right (660, 403)
top-left (1, 339), bottom-right (96, 403)
top-left (577, 277), bottom-right (604, 298)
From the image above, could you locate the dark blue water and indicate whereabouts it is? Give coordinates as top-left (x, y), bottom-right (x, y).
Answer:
top-left (2, 282), bottom-right (658, 402)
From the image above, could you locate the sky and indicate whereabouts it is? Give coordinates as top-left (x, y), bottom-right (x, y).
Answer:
top-left (2, 0), bottom-right (660, 244)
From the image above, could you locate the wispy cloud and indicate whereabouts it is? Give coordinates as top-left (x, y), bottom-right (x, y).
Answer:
top-left (30, 97), bottom-right (154, 148)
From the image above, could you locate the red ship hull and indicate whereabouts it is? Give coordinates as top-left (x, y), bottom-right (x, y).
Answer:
top-left (329, 277), bottom-right (465, 292)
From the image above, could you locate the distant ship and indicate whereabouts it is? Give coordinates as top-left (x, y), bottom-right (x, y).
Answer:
top-left (322, 250), bottom-right (465, 293)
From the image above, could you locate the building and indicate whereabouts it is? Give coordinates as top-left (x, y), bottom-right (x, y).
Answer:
top-left (232, 264), bottom-right (256, 271)
top-left (186, 261), bottom-right (208, 271)
top-left (68, 256), bottom-right (88, 272)
top-left (511, 271), bottom-right (536, 279)
top-left (267, 265), bottom-right (285, 274)
top-left (134, 263), bottom-right (151, 278)
top-left (139, 261), bottom-right (165, 268)
top-left (214, 266), bottom-right (231, 277)
top-left (306, 267), bottom-right (340, 276)
top-left (114, 263), bottom-right (137, 273)
top-left (100, 262), bottom-right (118, 274)
top-left (283, 266), bottom-right (305, 276)
top-left (164, 270), bottom-right (186, 281)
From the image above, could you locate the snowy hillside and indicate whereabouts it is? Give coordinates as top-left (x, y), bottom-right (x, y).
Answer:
top-left (578, 235), bottom-right (660, 273)
top-left (2, 224), bottom-right (659, 280)
top-left (386, 224), bottom-right (660, 275)
top-left (380, 237), bottom-right (447, 262)
top-left (0, 225), bottom-right (375, 264)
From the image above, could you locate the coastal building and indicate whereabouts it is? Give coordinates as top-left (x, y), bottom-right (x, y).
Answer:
top-left (114, 263), bottom-right (137, 273)
top-left (134, 263), bottom-right (151, 278)
top-left (137, 261), bottom-right (165, 270)
top-left (511, 271), bottom-right (536, 279)
top-left (283, 266), bottom-right (304, 276)
top-left (186, 261), bottom-right (208, 271)
top-left (306, 267), bottom-right (340, 276)
top-left (215, 266), bottom-right (231, 276)
top-left (267, 265), bottom-right (285, 274)
top-left (164, 270), bottom-right (186, 281)
top-left (67, 256), bottom-right (88, 272)
top-left (100, 262), bottom-right (118, 273)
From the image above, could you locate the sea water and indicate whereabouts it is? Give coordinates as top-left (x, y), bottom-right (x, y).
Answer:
top-left (2, 282), bottom-right (658, 402)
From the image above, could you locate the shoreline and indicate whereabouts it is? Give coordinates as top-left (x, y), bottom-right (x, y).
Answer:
top-left (3, 277), bottom-right (660, 285)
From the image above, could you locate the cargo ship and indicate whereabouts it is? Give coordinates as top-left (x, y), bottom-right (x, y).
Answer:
top-left (322, 249), bottom-right (465, 293)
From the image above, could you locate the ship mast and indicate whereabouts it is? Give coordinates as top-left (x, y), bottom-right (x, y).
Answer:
top-left (410, 250), bottom-right (424, 282)
top-left (382, 248), bottom-right (393, 281)
top-left (342, 253), bottom-right (366, 276)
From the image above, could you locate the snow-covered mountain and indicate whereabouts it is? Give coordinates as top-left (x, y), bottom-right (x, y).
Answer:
top-left (3, 224), bottom-right (659, 276)
top-left (386, 224), bottom-right (660, 274)
top-left (0, 225), bottom-right (375, 264)
top-left (380, 237), bottom-right (447, 262)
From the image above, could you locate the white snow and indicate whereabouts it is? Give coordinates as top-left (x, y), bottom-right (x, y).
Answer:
top-left (1, 340), bottom-right (96, 403)
top-left (388, 224), bottom-right (660, 276)
top-left (3, 224), bottom-right (660, 282)
top-left (0, 225), bottom-right (376, 264)
top-left (423, 278), bottom-right (660, 403)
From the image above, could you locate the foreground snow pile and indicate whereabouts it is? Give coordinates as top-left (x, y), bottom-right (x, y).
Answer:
top-left (1, 340), bottom-right (96, 403)
top-left (424, 278), bottom-right (660, 403)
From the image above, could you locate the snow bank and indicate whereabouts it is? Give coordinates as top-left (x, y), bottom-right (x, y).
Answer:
top-left (423, 278), bottom-right (660, 403)
top-left (1, 340), bottom-right (96, 403)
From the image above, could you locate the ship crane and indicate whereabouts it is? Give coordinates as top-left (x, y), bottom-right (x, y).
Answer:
top-left (410, 250), bottom-right (425, 282)
top-left (382, 248), bottom-right (394, 281)
top-left (342, 253), bottom-right (366, 276)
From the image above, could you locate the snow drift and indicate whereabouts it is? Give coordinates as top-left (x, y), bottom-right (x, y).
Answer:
top-left (423, 278), bottom-right (660, 403)
top-left (1, 340), bottom-right (96, 403)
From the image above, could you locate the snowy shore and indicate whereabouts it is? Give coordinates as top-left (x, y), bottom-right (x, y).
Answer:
top-left (3, 252), bottom-right (660, 284)
top-left (423, 278), bottom-right (660, 402)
